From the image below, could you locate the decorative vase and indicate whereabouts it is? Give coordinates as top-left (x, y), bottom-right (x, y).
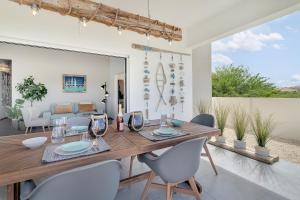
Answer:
top-left (11, 119), bottom-right (19, 130)
top-left (255, 146), bottom-right (270, 157)
top-left (216, 136), bottom-right (226, 144)
top-left (234, 140), bottom-right (246, 149)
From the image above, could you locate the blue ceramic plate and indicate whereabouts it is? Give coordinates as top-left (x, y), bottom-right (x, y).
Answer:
top-left (60, 141), bottom-right (91, 152)
top-left (153, 127), bottom-right (177, 137)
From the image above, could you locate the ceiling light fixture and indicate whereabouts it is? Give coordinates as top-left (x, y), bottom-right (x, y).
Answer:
top-left (117, 26), bottom-right (123, 35)
top-left (79, 17), bottom-right (87, 27)
top-left (146, 32), bottom-right (150, 40)
top-left (31, 3), bottom-right (39, 16)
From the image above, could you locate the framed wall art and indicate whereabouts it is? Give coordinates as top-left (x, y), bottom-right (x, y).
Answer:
top-left (63, 74), bottom-right (86, 93)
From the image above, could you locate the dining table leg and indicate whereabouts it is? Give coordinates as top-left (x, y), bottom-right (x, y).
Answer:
top-left (6, 183), bottom-right (20, 200)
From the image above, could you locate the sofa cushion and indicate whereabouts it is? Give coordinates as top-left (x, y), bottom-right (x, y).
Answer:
top-left (78, 103), bottom-right (95, 112)
top-left (54, 104), bottom-right (73, 114)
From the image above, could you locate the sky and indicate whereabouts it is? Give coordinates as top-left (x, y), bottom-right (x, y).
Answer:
top-left (212, 11), bottom-right (300, 88)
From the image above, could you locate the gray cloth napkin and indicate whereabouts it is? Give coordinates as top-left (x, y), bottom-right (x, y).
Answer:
top-left (42, 137), bottom-right (110, 163)
top-left (139, 129), bottom-right (190, 141)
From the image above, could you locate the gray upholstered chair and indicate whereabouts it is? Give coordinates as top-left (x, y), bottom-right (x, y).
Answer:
top-left (191, 114), bottom-right (218, 175)
top-left (138, 138), bottom-right (206, 200)
top-left (21, 107), bottom-right (50, 134)
top-left (20, 160), bottom-right (121, 200)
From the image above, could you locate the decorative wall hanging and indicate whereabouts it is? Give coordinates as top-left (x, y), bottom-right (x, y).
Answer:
top-left (169, 55), bottom-right (177, 119)
top-left (143, 52), bottom-right (150, 122)
top-left (63, 74), bottom-right (86, 93)
top-left (12, 0), bottom-right (182, 42)
top-left (132, 44), bottom-right (191, 56)
top-left (178, 55), bottom-right (185, 112)
top-left (155, 54), bottom-right (167, 111)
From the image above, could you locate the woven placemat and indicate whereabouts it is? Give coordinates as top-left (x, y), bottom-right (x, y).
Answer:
top-left (42, 137), bottom-right (110, 163)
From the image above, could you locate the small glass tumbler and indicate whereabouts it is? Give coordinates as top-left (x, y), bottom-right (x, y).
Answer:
top-left (51, 126), bottom-right (65, 144)
top-left (160, 112), bottom-right (168, 128)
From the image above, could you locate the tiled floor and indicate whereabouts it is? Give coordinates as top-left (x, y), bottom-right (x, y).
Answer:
top-left (1, 144), bottom-right (299, 200)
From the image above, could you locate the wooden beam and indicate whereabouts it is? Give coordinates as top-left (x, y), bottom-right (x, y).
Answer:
top-left (132, 43), bottom-right (191, 56)
top-left (9, 0), bottom-right (182, 41)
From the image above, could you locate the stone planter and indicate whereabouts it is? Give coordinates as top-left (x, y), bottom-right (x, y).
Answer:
top-left (255, 146), bottom-right (270, 157)
top-left (11, 119), bottom-right (19, 130)
top-left (234, 140), bottom-right (246, 149)
top-left (215, 136), bottom-right (226, 143)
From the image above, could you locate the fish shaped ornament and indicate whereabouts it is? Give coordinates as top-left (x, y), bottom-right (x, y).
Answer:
top-left (155, 57), bottom-right (167, 111)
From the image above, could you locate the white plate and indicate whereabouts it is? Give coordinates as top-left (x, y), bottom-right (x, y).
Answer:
top-left (60, 141), bottom-right (91, 152)
top-left (54, 142), bottom-right (92, 156)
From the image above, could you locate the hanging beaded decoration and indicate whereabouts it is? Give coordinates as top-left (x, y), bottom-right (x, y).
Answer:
top-left (169, 55), bottom-right (177, 119)
top-left (178, 55), bottom-right (185, 112)
top-left (143, 51), bottom-right (150, 123)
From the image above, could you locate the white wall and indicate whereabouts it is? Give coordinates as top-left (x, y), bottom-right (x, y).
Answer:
top-left (0, 1), bottom-right (193, 121)
top-left (192, 44), bottom-right (212, 116)
top-left (213, 97), bottom-right (300, 142)
top-left (0, 43), bottom-right (110, 111)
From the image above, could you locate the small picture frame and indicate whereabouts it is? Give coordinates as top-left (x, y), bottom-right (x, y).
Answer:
top-left (63, 74), bottom-right (86, 93)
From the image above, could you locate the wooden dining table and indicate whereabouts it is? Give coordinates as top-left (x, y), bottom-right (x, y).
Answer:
top-left (0, 121), bottom-right (220, 200)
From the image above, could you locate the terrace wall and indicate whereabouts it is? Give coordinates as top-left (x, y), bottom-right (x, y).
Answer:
top-left (213, 97), bottom-right (300, 142)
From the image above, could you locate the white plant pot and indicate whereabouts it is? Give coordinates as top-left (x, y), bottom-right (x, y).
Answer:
top-left (255, 146), bottom-right (270, 157)
top-left (234, 140), bottom-right (246, 149)
top-left (215, 136), bottom-right (226, 144)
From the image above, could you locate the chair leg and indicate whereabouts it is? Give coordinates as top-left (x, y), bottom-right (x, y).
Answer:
top-left (129, 155), bottom-right (136, 177)
top-left (141, 171), bottom-right (156, 200)
top-left (25, 127), bottom-right (28, 134)
top-left (166, 183), bottom-right (172, 200)
top-left (188, 177), bottom-right (201, 200)
top-left (42, 126), bottom-right (45, 133)
top-left (203, 143), bottom-right (218, 175)
top-left (29, 127), bottom-right (32, 133)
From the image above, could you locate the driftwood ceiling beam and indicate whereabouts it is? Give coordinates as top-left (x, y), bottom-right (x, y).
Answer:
top-left (10, 0), bottom-right (182, 41)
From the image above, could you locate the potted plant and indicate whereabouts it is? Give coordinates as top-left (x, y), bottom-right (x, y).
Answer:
top-left (197, 100), bottom-right (211, 114)
top-left (233, 107), bottom-right (248, 149)
top-left (6, 99), bottom-right (25, 129)
top-left (214, 103), bottom-right (230, 143)
top-left (16, 76), bottom-right (47, 106)
top-left (251, 111), bottom-right (274, 157)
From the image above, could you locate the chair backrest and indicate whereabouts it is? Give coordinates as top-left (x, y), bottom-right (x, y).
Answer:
top-left (191, 114), bottom-right (215, 128)
top-left (21, 107), bottom-right (41, 127)
top-left (26, 160), bottom-right (121, 200)
top-left (66, 117), bottom-right (90, 127)
top-left (156, 138), bottom-right (206, 183)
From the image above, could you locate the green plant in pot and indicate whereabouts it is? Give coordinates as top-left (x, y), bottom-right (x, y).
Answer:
top-left (6, 99), bottom-right (25, 129)
top-left (233, 107), bottom-right (248, 149)
top-left (214, 103), bottom-right (230, 143)
top-left (250, 111), bottom-right (274, 157)
top-left (16, 76), bottom-right (47, 106)
top-left (196, 100), bottom-right (211, 114)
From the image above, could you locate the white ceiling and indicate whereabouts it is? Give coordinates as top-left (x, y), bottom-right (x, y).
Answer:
top-left (99, 0), bottom-right (243, 28)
